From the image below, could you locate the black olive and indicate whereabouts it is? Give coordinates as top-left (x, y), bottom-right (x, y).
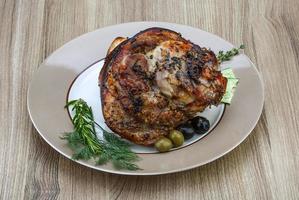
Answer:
top-left (191, 116), bottom-right (210, 134)
top-left (177, 122), bottom-right (195, 140)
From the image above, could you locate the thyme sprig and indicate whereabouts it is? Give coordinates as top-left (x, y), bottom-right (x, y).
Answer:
top-left (217, 44), bottom-right (245, 63)
top-left (61, 99), bottom-right (140, 170)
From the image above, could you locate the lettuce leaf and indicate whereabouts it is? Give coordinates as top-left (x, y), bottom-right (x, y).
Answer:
top-left (221, 68), bottom-right (239, 104)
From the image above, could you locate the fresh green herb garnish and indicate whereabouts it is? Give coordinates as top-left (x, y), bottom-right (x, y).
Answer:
top-left (218, 45), bottom-right (245, 103)
top-left (217, 44), bottom-right (245, 63)
top-left (221, 68), bottom-right (239, 104)
top-left (62, 99), bottom-right (140, 170)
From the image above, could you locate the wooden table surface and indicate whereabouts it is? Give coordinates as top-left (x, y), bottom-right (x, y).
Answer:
top-left (1, 0), bottom-right (299, 199)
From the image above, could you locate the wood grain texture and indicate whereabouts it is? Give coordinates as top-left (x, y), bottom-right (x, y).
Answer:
top-left (1, 0), bottom-right (299, 199)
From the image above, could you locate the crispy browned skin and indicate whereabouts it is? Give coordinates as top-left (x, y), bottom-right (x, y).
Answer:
top-left (99, 28), bottom-right (227, 146)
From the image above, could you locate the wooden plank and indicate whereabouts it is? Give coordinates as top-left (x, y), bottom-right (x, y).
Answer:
top-left (0, 0), bottom-right (298, 199)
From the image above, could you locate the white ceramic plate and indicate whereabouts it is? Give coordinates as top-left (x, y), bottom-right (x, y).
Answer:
top-left (67, 59), bottom-right (225, 153)
top-left (27, 22), bottom-right (264, 175)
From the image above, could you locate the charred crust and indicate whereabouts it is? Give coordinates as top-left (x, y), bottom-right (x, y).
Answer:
top-left (99, 27), bottom-right (225, 146)
top-left (132, 62), bottom-right (147, 78)
top-left (185, 48), bottom-right (205, 82)
top-left (133, 27), bottom-right (182, 37)
top-left (132, 97), bottom-right (143, 113)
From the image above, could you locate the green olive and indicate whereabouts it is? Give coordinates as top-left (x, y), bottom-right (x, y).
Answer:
top-left (155, 137), bottom-right (173, 152)
top-left (168, 130), bottom-right (184, 147)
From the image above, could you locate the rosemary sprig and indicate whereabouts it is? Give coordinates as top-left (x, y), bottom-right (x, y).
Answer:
top-left (217, 44), bottom-right (245, 63)
top-left (62, 99), bottom-right (140, 170)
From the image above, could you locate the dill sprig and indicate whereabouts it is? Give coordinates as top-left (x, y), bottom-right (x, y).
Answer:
top-left (217, 44), bottom-right (245, 63)
top-left (61, 99), bottom-right (140, 170)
